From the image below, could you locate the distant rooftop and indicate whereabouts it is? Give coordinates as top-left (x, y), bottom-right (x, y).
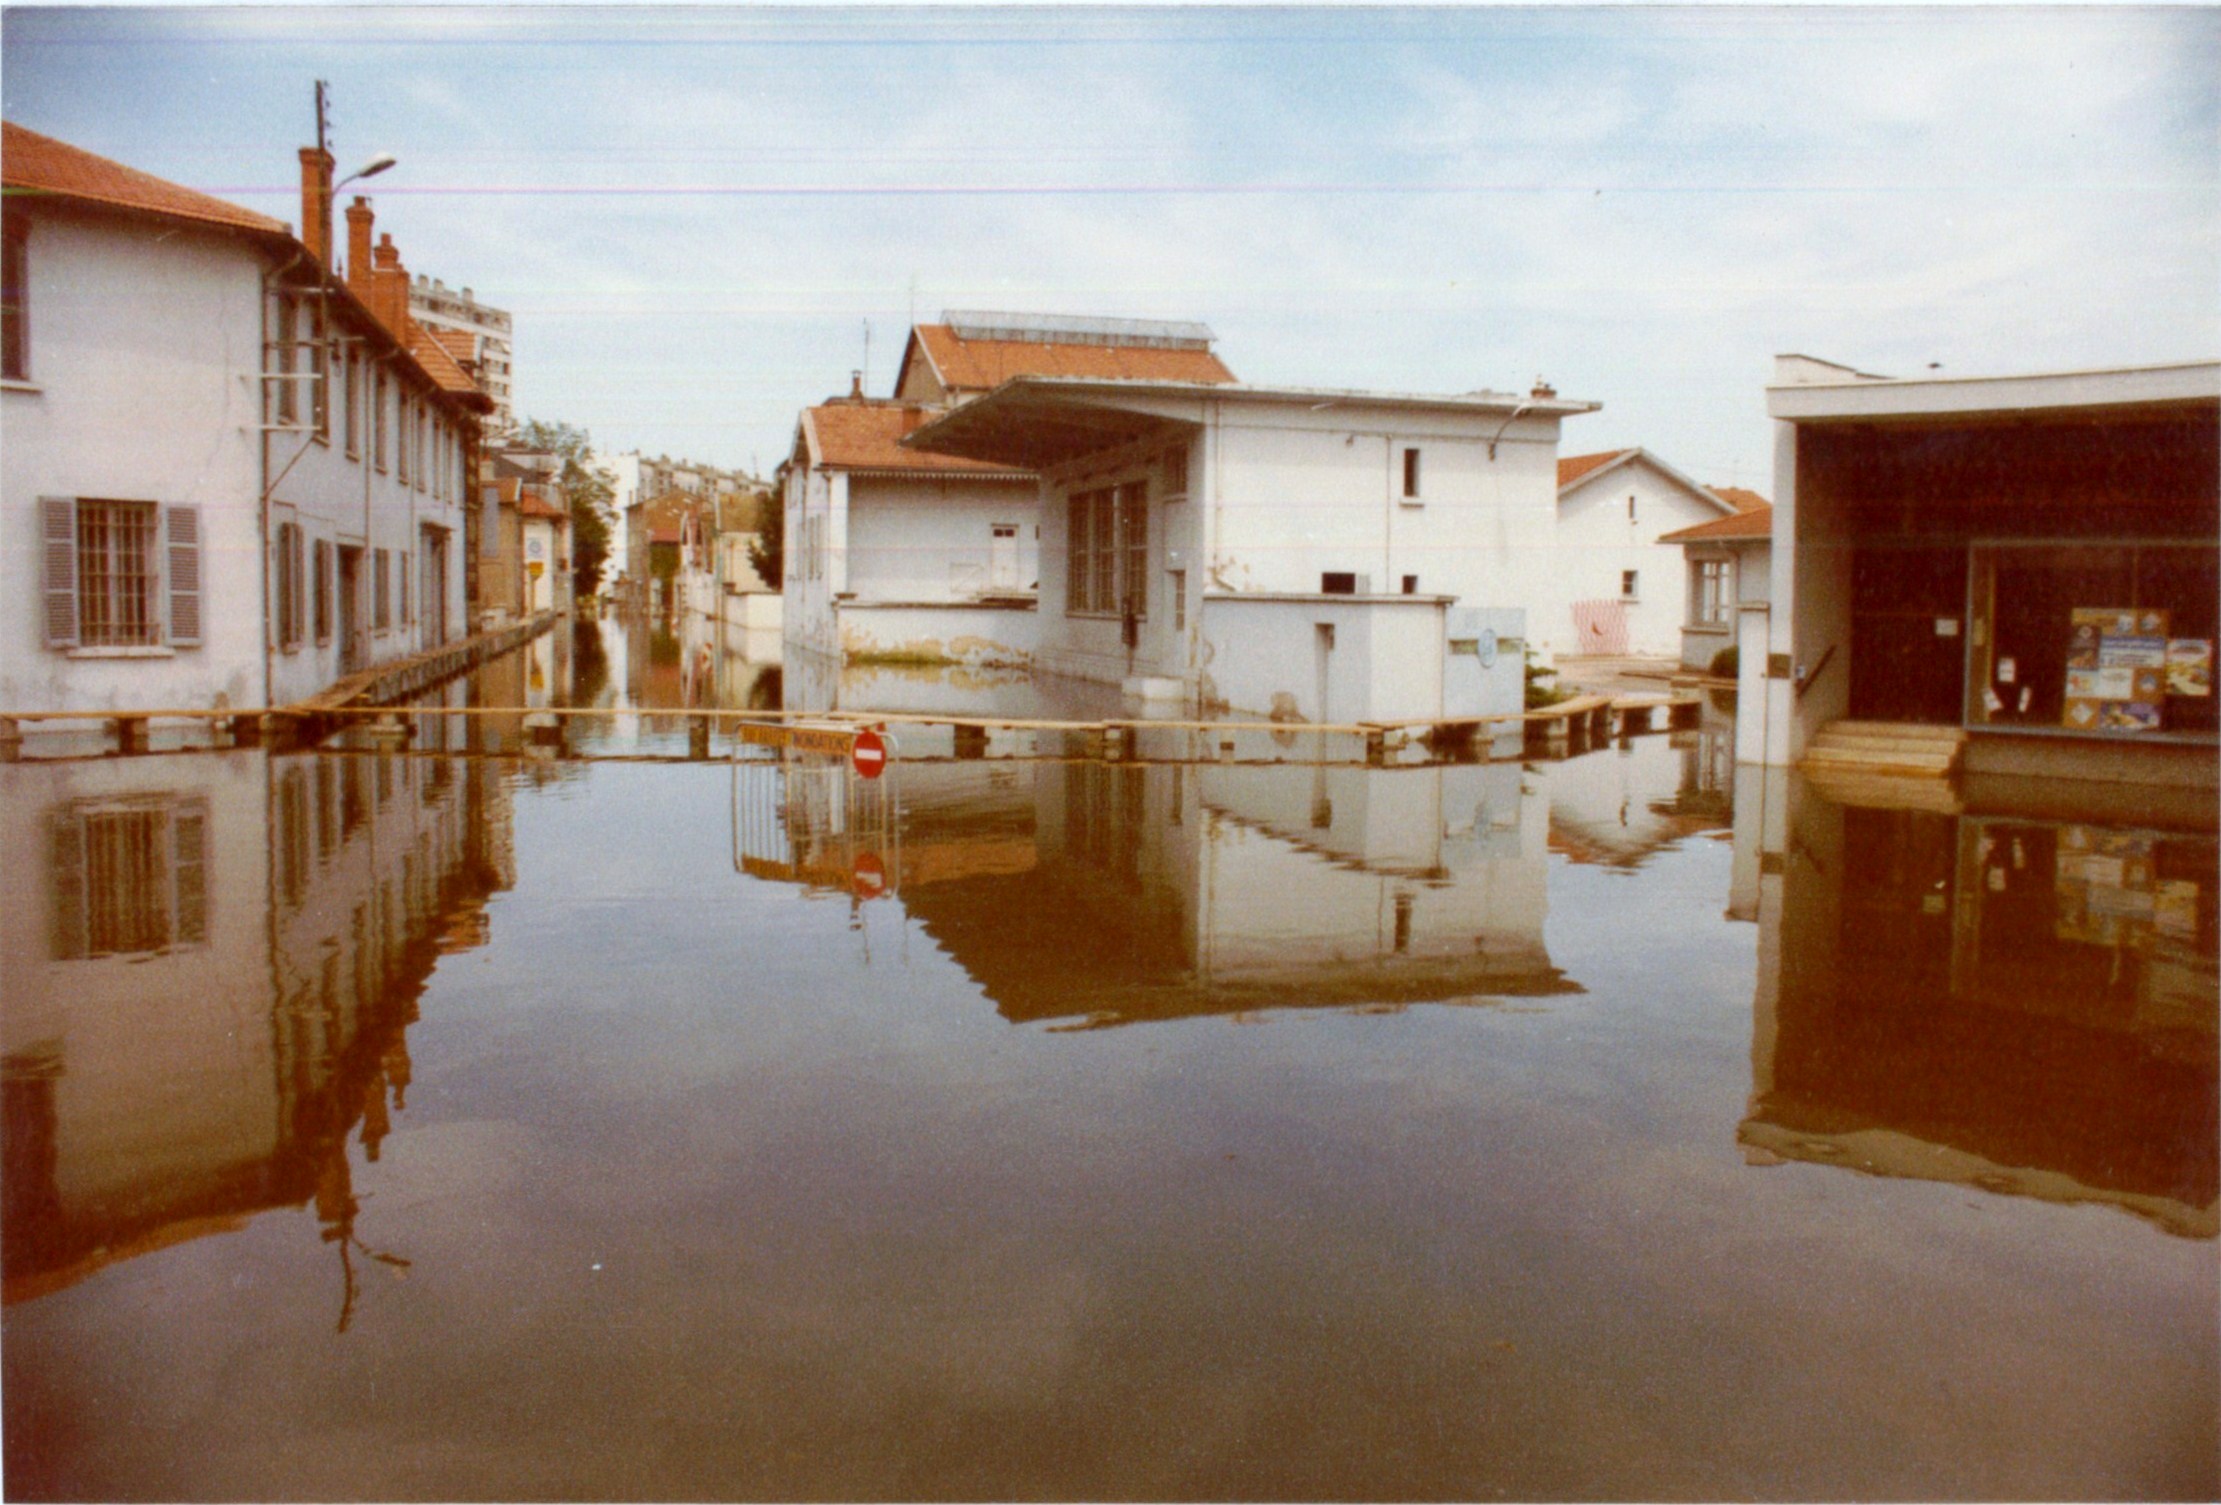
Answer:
top-left (941, 310), bottom-right (1216, 351)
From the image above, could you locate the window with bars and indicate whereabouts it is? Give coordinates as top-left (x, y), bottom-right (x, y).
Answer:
top-left (414, 405), bottom-right (428, 492)
top-left (48, 799), bottom-right (209, 959)
top-left (397, 393), bottom-right (411, 484)
top-left (373, 548), bottom-right (392, 629)
top-left (39, 497), bottom-right (202, 651)
top-left (77, 500), bottom-right (161, 647)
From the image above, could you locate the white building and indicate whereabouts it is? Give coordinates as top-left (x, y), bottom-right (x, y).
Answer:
top-left (904, 374), bottom-right (1597, 724)
top-left (1554, 448), bottom-right (1764, 657)
top-left (783, 314), bottom-right (1242, 682)
top-left (408, 275), bottom-right (513, 436)
top-left (2, 123), bottom-right (493, 732)
top-left (781, 388), bottom-right (1042, 669)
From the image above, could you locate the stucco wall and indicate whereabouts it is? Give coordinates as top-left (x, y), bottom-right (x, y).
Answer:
top-left (2, 213), bottom-right (266, 715)
top-left (1558, 462), bottom-right (1733, 656)
top-left (836, 600), bottom-right (1038, 667)
top-left (1198, 594), bottom-right (1447, 723)
top-left (2, 206), bottom-right (474, 720)
top-left (846, 476), bottom-right (1038, 602)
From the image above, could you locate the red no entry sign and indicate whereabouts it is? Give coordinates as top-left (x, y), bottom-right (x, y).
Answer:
top-left (851, 727), bottom-right (888, 780)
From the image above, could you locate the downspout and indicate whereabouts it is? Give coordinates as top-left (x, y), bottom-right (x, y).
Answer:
top-left (259, 245), bottom-right (309, 713)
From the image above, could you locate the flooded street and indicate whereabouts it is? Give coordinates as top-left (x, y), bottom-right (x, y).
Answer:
top-left (3, 624), bottom-right (2214, 1501)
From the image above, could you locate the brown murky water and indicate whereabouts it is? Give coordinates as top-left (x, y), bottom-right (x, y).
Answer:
top-left (3, 632), bottom-right (2215, 1500)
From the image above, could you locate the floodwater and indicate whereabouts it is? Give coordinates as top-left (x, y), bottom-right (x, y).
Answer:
top-left (3, 621), bottom-right (2215, 1501)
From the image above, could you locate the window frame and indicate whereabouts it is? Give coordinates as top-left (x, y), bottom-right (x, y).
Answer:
top-left (2, 216), bottom-right (29, 383)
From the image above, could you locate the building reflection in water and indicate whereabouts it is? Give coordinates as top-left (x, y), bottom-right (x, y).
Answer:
top-left (1741, 773), bottom-right (2218, 1238)
top-left (737, 753), bottom-right (1586, 1025)
top-left (1, 750), bottom-right (516, 1317)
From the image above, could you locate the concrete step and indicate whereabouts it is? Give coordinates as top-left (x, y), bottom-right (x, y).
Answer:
top-left (1822, 720), bottom-right (1969, 744)
top-left (1801, 748), bottom-right (1958, 776)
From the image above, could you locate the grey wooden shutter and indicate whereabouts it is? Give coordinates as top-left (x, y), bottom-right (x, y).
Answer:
top-left (166, 505), bottom-right (202, 646)
top-left (40, 496), bottom-right (78, 648)
top-left (48, 812), bottom-right (85, 960)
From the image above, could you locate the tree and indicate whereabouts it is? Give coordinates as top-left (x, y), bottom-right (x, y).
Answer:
top-left (746, 486), bottom-right (783, 588)
top-left (514, 417), bottom-right (614, 601)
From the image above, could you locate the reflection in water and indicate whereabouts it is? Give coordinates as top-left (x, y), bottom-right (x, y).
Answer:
top-left (1, 751), bottom-right (515, 1313)
top-left (3, 671), bottom-right (2215, 1500)
top-left (1745, 779), bottom-right (2218, 1238)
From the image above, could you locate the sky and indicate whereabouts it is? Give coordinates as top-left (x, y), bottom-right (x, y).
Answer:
top-left (4, 5), bottom-right (2217, 486)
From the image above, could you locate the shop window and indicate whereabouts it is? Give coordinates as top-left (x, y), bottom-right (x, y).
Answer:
top-left (1970, 544), bottom-right (2216, 739)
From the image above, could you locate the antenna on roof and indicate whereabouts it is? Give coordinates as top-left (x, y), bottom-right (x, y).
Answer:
top-left (861, 319), bottom-right (872, 394)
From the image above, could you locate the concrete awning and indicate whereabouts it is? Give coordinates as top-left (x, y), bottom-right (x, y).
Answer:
top-left (905, 375), bottom-right (1601, 472)
top-left (902, 382), bottom-right (1198, 471)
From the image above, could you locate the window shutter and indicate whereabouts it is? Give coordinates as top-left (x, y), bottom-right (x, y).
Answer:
top-left (49, 812), bottom-right (85, 960)
top-left (166, 505), bottom-right (203, 646)
top-left (172, 807), bottom-right (208, 946)
top-left (40, 496), bottom-right (79, 649)
top-left (291, 524), bottom-right (307, 647)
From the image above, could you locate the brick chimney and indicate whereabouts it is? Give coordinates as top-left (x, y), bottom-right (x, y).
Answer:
top-left (371, 232), bottom-right (411, 337)
top-left (298, 147), bottom-right (335, 269)
top-left (344, 196), bottom-right (375, 297)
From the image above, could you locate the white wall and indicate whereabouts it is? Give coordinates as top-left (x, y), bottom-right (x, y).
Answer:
top-left (837, 601), bottom-right (1036, 667)
top-left (1199, 594), bottom-right (1448, 722)
top-left (1, 206), bottom-right (475, 723)
top-left (1025, 395), bottom-right (1577, 701)
top-left (2, 213), bottom-right (266, 715)
top-left (846, 476), bottom-right (1038, 602)
top-left (1557, 460), bottom-right (1735, 657)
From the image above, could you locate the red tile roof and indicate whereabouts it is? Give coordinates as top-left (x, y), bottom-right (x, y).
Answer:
top-left (408, 329), bottom-right (485, 399)
top-left (807, 400), bottom-right (1034, 476)
top-left (2, 120), bottom-right (287, 237)
top-left (519, 487), bottom-right (568, 521)
top-left (1658, 505), bottom-right (1773, 544)
top-left (1711, 485), bottom-right (1771, 513)
top-left (424, 325), bottom-right (478, 365)
top-left (1557, 449), bottom-right (1636, 488)
top-left (911, 323), bottom-right (1237, 393)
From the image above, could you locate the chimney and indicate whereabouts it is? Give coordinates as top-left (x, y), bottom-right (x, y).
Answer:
top-left (372, 232), bottom-right (411, 337)
top-left (849, 370), bottom-right (865, 402)
top-left (1531, 376), bottom-right (1557, 399)
top-left (298, 147), bottom-right (335, 269)
top-left (345, 196), bottom-right (375, 297)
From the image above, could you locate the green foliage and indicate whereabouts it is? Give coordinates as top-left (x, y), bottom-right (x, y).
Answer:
top-left (514, 417), bottom-right (614, 601)
top-left (1708, 645), bottom-right (1739, 680)
top-left (746, 489), bottom-right (784, 587)
top-left (1525, 650), bottom-right (1566, 710)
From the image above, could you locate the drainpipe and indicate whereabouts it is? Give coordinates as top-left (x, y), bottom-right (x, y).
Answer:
top-left (260, 246), bottom-right (310, 713)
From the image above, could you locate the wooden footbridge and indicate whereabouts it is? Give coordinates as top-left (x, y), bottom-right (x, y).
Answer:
top-left (1, 687), bottom-right (1704, 767)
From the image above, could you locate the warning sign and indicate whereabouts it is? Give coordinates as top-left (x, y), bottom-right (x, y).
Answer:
top-left (851, 728), bottom-right (888, 780)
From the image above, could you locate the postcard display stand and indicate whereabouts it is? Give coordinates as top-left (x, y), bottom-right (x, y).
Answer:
top-left (2062, 608), bottom-right (2212, 734)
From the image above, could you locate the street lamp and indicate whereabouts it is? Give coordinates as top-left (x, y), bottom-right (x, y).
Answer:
top-left (336, 152), bottom-right (397, 191)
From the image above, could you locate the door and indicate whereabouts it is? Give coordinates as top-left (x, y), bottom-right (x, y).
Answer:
top-left (336, 547), bottom-right (364, 673)
top-left (1847, 545), bottom-right (1967, 724)
top-left (989, 524), bottom-right (1019, 591)
top-left (422, 531), bottom-right (449, 644)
